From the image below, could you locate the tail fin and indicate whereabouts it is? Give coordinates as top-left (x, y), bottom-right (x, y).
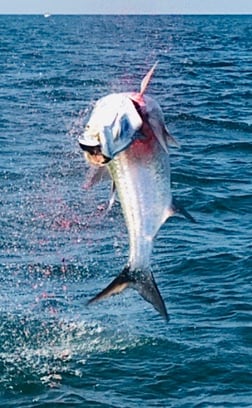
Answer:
top-left (87, 266), bottom-right (169, 321)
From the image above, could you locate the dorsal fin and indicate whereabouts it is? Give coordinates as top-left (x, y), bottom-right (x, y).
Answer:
top-left (140, 61), bottom-right (158, 96)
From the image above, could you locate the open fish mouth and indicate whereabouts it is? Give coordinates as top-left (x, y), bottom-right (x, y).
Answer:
top-left (79, 141), bottom-right (100, 155)
top-left (79, 141), bottom-right (111, 165)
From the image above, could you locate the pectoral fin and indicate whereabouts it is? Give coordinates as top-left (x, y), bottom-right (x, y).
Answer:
top-left (106, 182), bottom-right (117, 212)
top-left (83, 166), bottom-right (110, 189)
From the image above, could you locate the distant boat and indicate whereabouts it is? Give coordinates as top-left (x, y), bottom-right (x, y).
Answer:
top-left (44, 12), bottom-right (51, 18)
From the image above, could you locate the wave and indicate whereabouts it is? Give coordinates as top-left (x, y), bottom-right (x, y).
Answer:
top-left (205, 194), bottom-right (252, 214)
top-left (184, 59), bottom-right (236, 68)
top-left (0, 314), bottom-right (141, 391)
top-left (173, 113), bottom-right (252, 133)
top-left (202, 141), bottom-right (252, 154)
top-left (172, 171), bottom-right (246, 187)
top-left (8, 76), bottom-right (106, 90)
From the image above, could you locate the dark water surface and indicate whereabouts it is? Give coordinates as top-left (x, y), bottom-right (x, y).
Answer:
top-left (0, 15), bottom-right (251, 407)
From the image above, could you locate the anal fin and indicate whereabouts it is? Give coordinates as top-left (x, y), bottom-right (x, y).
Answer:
top-left (172, 198), bottom-right (196, 223)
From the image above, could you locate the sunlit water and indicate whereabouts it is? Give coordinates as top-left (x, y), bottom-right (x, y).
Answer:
top-left (0, 15), bottom-right (251, 407)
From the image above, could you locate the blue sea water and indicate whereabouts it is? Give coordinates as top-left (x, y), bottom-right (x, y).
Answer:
top-left (0, 14), bottom-right (251, 407)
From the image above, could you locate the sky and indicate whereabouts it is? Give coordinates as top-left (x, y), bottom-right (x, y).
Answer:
top-left (1, 0), bottom-right (252, 15)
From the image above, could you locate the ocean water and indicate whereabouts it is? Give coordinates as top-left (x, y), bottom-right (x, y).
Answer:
top-left (0, 14), bottom-right (251, 407)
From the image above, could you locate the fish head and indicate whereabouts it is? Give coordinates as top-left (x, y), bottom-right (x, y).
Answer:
top-left (79, 93), bottom-right (143, 166)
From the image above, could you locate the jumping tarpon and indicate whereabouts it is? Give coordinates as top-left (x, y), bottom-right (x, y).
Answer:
top-left (79, 63), bottom-right (195, 321)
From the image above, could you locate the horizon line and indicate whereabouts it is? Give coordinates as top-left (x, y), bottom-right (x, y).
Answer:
top-left (0, 12), bottom-right (252, 16)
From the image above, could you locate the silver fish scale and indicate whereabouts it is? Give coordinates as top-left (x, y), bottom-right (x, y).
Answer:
top-left (108, 136), bottom-right (172, 271)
